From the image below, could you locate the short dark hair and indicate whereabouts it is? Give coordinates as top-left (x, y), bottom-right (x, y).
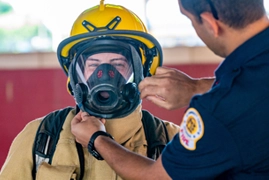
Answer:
top-left (180, 0), bottom-right (266, 29)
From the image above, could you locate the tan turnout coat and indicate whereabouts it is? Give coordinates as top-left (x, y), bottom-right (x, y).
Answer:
top-left (0, 105), bottom-right (180, 180)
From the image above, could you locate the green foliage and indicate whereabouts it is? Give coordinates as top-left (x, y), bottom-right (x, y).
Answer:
top-left (0, 1), bottom-right (13, 14)
top-left (0, 24), bottom-right (52, 53)
top-left (0, 1), bottom-right (53, 53)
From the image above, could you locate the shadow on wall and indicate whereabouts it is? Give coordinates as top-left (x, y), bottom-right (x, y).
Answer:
top-left (0, 63), bottom-right (218, 168)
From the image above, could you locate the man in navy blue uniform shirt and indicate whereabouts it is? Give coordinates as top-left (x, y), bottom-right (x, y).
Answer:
top-left (71, 0), bottom-right (269, 179)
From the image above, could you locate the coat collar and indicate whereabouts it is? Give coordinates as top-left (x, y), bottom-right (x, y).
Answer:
top-left (63, 105), bottom-right (143, 144)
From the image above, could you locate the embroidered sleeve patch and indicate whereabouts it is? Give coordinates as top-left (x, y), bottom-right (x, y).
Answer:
top-left (179, 108), bottom-right (204, 151)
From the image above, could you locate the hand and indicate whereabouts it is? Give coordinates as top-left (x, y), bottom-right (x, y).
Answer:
top-left (139, 66), bottom-right (214, 110)
top-left (71, 111), bottom-right (106, 147)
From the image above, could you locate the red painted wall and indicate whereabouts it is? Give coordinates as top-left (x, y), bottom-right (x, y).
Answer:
top-left (0, 63), bottom-right (218, 168)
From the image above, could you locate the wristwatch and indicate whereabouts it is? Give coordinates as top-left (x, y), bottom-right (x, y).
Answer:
top-left (88, 131), bottom-right (114, 160)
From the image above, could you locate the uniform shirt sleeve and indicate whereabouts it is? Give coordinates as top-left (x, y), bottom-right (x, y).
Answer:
top-left (161, 99), bottom-right (241, 179)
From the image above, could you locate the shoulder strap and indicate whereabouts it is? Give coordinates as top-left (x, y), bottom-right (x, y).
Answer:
top-left (32, 106), bottom-right (84, 180)
top-left (141, 109), bottom-right (170, 160)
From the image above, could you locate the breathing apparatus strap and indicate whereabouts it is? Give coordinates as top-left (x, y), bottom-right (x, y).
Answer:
top-left (32, 107), bottom-right (169, 178)
top-left (141, 109), bottom-right (169, 159)
top-left (32, 106), bottom-right (85, 180)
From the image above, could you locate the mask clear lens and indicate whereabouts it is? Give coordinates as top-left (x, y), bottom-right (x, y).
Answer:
top-left (76, 51), bottom-right (134, 89)
top-left (69, 39), bottom-right (143, 119)
top-left (74, 48), bottom-right (135, 112)
top-left (80, 51), bottom-right (133, 84)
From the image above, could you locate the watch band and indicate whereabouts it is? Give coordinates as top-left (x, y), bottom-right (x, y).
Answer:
top-left (88, 131), bottom-right (114, 160)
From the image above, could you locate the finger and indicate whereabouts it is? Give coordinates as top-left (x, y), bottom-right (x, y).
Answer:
top-left (139, 70), bottom-right (171, 91)
top-left (139, 78), bottom-right (164, 98)
top-left (147, 96), bottom-right (177, 110)
top-left (81, 111), bottom-right (90, 117)
top-left (154, 66), bottom-right (171, 75)
top-left (146, 95), bottom-right (170, 109)
top-left (100, 118), bottom-right (106, 124)
top-left (71, 111), bottom-right (83, 126)
top-left (138, 77), bottom-right (154, 90)
top-left (155, 94), bottom-right (166, 101)
top-left (81, 112), bottom-right (95, 122)
top-left (140, 84), bottom-right (164, 99)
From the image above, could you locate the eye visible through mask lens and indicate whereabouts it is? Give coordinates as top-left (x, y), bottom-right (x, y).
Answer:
top-left (69, 40), bottom-right (144, 119)
top-left (82, 52), bottom-right (134, 84)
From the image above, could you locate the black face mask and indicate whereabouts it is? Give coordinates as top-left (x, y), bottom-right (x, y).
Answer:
top-left (74, 64), bottom-right (140, 119)
top-left (69, 40), bottom-right (143, 119)
top-left (89, 63), bottom-right (133, 111)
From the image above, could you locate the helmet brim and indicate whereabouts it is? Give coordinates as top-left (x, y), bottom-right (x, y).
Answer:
top-left (57, 30), bottom-right (163, 76)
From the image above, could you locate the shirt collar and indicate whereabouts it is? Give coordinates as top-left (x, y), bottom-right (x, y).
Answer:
top-left (215, 26), bottom-right (269, 77)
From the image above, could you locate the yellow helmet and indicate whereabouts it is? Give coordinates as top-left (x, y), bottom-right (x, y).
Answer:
top-left (56, 1), bottom-right (163, 118)
top-left (57, 1), bottom-right (162, 77)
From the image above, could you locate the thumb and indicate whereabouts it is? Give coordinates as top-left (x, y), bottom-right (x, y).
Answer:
top-left (100, 118), bottom-right (106, 124)
top-left (155, 66), bottom-right (170, 75)
top-left (71, 111), bottom-right (83, 126)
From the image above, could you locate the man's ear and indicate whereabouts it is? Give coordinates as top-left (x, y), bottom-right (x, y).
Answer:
top-left (200, 12), bottom-right (220, 37)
